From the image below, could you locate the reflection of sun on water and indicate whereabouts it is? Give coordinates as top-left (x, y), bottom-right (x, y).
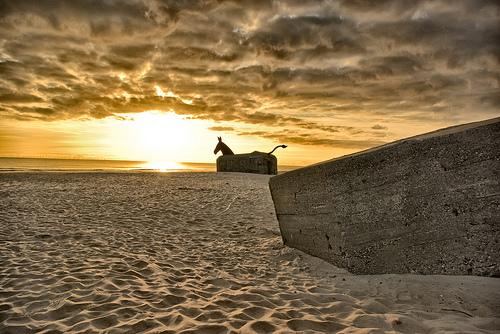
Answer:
top-left (140, 161), bottom-right (186, 172)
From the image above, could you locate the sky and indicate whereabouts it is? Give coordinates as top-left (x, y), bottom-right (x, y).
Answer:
top-left (0, 0), bottom-right (498, 165)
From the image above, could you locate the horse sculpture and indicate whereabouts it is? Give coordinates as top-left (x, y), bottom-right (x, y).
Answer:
top-left (214, 137), bottom-right (287, 175)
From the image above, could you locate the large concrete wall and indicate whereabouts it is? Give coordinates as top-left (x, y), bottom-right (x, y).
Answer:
top-left (269, 118), bottom-right (500, 276)
top-left (217, 153), bottom-right (278, 174)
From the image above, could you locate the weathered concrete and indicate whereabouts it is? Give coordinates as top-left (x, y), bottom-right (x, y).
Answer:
top-left (269, 118), bottom-right (500, 276)
top-left (217, 152), bottom-right (278, 175)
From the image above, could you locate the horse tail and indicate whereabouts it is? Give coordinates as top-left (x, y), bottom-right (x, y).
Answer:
top-left (268, 144), bottom-right (287, 155)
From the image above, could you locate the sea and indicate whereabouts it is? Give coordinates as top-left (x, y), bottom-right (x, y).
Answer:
top-left (0, 157), bottom-right (299, 173)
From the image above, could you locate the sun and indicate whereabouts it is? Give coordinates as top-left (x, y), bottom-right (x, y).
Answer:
top-left (112, 110), bottom-right (194, 162)
top-left (131, 111), bottom-right (186, 151)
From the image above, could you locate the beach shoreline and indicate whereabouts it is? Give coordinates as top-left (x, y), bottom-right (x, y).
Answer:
top-left (1, 172), bottom-right (499, 333)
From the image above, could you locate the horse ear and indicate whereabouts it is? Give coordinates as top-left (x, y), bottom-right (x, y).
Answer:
top-left (218, 136), bottom-right (221, 141)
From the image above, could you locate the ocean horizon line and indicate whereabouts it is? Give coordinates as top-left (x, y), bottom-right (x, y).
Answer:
top-left (0, 156), bottom-right (207, 164)
top-left (0, 156), bottom-right (302, 172)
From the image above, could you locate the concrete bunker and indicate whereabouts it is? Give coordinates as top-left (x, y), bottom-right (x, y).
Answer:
top-left (269, 118), bottom-right (500, 276)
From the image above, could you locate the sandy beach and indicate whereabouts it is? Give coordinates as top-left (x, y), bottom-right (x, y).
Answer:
top-left (1, 172), bottom-right (499, 333)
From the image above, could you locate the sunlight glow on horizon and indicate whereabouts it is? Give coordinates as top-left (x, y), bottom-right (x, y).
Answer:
top-left (138, 160), bottom-right (187, 172)
top-left (104, 110), bottom-right (218, 163)
top-left (0, 108), bottom-right (473, 167)
top-left (0, 110), bottom-right (312, 164)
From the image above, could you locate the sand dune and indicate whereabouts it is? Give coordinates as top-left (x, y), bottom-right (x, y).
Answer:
top-left (0, 172), bottom-right (499, 333)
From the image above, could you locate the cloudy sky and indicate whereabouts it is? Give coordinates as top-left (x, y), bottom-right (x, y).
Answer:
top-left (0, 0), bottom-right (498, 165)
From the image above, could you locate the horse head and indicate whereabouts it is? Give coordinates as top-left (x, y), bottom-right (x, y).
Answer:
top-left (213, 136), bottom-right (223, 154)
top-left (214, 137), bottom-right (234, 155)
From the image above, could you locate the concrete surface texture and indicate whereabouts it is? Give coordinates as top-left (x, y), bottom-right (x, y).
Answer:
top-left (269, 117), bottom-right (500, 276)
top-left (217, 152), bottom-right (278, 175)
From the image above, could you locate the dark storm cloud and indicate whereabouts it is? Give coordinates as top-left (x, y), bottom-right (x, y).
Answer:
top-left (247, 13), bottom-right (363, 59)
top-left (0, 91), bottom-right (43, 103)
top-left (0, 0), bottom-right (498, 149)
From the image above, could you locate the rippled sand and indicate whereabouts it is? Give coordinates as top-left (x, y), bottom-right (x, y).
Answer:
top-left (1, 172), bottom-right (499, 333)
